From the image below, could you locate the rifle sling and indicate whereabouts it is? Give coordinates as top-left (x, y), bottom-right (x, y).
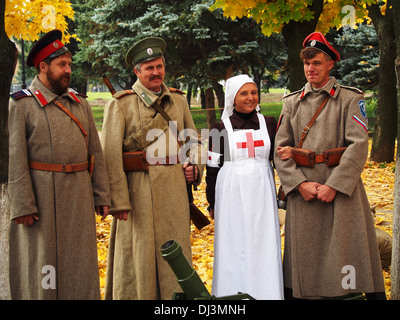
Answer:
top-left (153, 98), bottom-right (209, 229)
top-left (298, 95), bottom-right (330, 148)
top-left (151, 100), bottom-right (182, 148)
top-left (54, 99), bottom-right (88, 148)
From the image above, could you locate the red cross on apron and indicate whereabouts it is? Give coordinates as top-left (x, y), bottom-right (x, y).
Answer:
top-left (236, 132), bottom-right (264, 158)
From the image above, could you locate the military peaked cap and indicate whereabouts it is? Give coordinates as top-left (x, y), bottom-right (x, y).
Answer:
top-left (303, 32), bottom-right (340, 62)
top-left (125, 37), bottom-right (166, 67)
top-left (26, 29), bottom-right (69, 67)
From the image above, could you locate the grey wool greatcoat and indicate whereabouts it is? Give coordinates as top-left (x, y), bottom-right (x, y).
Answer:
top-left (274, 77), bottom-right (385, 299)
top-left (8, 76), bottom-right (111, 300)
top-left (101, 80), bottom-right (205, 300)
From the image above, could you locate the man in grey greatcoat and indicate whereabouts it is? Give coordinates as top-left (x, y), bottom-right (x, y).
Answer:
top-left (274, 32), bottom-right (386, 300)
top-left (8, 30), bottom-right (110, 299)
top-left (101, 37), bottom-right (205, 300)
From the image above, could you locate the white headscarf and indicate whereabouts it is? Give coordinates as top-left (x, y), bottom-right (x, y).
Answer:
top-left (221, 74), bottom-right (260, 120)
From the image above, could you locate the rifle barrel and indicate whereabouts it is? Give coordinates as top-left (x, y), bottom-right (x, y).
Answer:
top-left (102, 74), bottom-right (116, 95)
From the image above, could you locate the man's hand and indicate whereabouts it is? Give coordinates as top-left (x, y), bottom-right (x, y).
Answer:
top-left (298, 182), bottom-right (321, 201)
top-left (316, 185), bottom-right (337, 203)
top-left (14, 213), bottom-right (39, 226)
top-left (277, 146), bottom-right (294, 160)
top-left (112, 210), bottom-right (129, 221)
top-left (96, 205), bottom-right (110, 221)
top-left (183, 162), bottom-right (198, 183)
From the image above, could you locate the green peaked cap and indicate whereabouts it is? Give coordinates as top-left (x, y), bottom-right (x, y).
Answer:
top-left (125, 37), bottom-right (166, 66)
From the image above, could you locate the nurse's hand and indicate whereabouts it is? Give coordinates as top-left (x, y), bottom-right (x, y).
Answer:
top-left (96, 205), bottom-right (110, 221)
top-left (14, 213), bottom-right (39, 226)
top-left (210, 208), bottom-right (215, 220)
top-left (112, 210), bottom-right (129, 221)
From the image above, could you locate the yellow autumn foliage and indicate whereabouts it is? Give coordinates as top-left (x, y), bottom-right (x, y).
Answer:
top-left (211, 0), bottom-right (383, 36)
top-left (5, 0), bottom-right (75, 42)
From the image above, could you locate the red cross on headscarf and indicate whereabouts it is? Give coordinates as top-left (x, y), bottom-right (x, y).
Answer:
top-left (236, 132), bottom-right (264, 158)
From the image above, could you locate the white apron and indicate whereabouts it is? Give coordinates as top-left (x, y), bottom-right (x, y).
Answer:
top-left (212, 113), bottom-right (284, 300)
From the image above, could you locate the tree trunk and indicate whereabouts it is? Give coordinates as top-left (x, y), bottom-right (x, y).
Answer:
top-left (186, 83), bottom-right (192, 108)
top-left (393, 55), bottom-right (400, 300)
top-left (369, 2), bottom-right (398, 163)
top-left (0, 0), bottom-right (18, 300)
top-left (250, 67), bottom-right (264, 102)
top-left (0, 183), bottom-right (10, 300)
top-left (281, 0), bottom-right (324, 92)
top-left (391, 0), bottom-right (400, 300)
top-left (200, 89), bottom-right (206, 109)
top-left (211, 79), bottom-right (224, 120)
top-left (205, 87), bottom-right (216, 129)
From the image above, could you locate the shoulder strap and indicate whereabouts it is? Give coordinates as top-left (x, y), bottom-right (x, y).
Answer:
top-left (168, 87), bottom-right (185, 95)
top-left (283, 87), bottom-right (304, 99)
top-left (54, 100), bottom-right (88, 137)
top-left (298, 95), bottom-right (329, 148)
top-left (53, 99), bottom-right (89, 149)
top-left (10, 89), bottom-right (33, 100)
top-left (113, 90), bottom-right (136, 99)
top-left (340, 84), bottom-right (364, 94)
top-left (151, 99), bottom-right (182, 148)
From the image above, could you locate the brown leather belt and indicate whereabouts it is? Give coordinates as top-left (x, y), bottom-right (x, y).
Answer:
top-left (315, 154), bottom-right (327, 164)
top-left (146, 156), bottom-right (180, 166)
top-left (28, 161), bottom-right (89, 173)
top-left (123, 151), bottom-right (180, 172)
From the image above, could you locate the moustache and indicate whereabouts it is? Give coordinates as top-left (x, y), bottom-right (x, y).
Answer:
top-left (150, 75), bottom-right (162, 81)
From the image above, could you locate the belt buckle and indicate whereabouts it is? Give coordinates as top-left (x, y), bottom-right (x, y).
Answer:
top-left (303, 126), bottom-right (310, 134)
top-left (62, 164), bottom-right (73, 173)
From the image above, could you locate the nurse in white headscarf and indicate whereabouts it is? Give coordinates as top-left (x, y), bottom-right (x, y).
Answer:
top-left (220, 74), bottom-right (261, 120)
top-left (206, 74), bottom-right (284, 300)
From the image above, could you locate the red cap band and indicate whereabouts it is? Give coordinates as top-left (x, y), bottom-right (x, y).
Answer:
top-left (32, 39), bottom-right (65, 67)
top-left (303, 32), bottom-right (340, 62)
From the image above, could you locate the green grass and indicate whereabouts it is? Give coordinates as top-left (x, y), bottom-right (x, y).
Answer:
top-left (88, 92), bottom-right (376, 131)
top-left (87, 92), bottom-right (113, 101)
top-left (259, 103), bottom-right (283, 119)
top-left (91, 105), bottom-right (105, 131)
top-left (188, 103), bottom-right (283, 129)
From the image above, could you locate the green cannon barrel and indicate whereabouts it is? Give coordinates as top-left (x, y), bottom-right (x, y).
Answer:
top-left (161, 240), bottom-right (211, 300)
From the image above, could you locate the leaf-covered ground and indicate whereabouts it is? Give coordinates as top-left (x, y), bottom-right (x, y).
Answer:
top-left (96, 139), bottom-right (395, 299)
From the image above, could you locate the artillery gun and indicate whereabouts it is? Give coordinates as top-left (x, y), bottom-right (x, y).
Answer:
top-left (161, 240), bottom-right (255, 300)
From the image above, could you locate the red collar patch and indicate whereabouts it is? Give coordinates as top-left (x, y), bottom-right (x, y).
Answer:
top-left (33, 90), bottom-right (48, 106)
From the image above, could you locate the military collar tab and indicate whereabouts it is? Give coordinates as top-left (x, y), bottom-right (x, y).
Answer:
top-left (328, 84), bottom-right (338, 97)
top-left (300, 88), bottom-right (306, 100)
top-left (68, 88), bottom-right (82, 103)
top-left (32, 90), bottom-right (49, 106)
top-left (138, 90), bottom-right (155, 106)
top-left (323, 78), bottom-right (340, 99)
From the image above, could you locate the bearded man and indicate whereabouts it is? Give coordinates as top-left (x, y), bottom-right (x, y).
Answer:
top-left (8, 30), bottom-right (110, 299)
